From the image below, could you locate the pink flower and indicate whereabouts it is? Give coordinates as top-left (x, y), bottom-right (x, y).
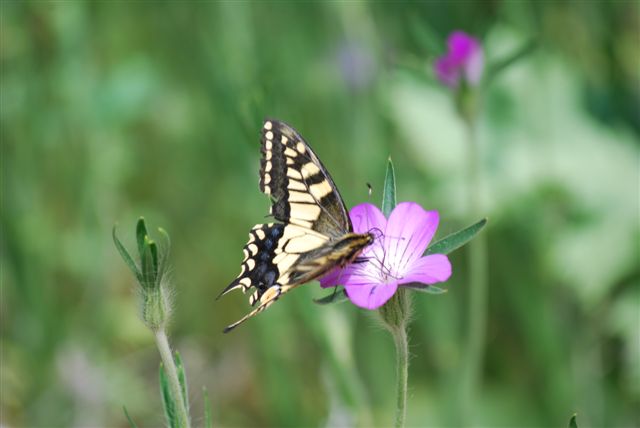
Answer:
top-left (433, 31), bottom-right (484, 88)
top-left (320, 202), bottom-right (452, 310)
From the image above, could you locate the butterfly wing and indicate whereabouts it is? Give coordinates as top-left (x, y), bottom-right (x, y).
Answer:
top-left (260, 119), bottom-right (352, 238)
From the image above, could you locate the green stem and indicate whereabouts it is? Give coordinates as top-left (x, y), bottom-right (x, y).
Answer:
top-left (392, 326), bottom-right (409, 428)
top-left (461, 118), bottom-right (489, 425)
top-left (155, 329), bottom-right (191, 428)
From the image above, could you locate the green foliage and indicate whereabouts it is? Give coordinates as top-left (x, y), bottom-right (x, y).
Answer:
top-left (3, 2), bottom-right (638, 427)
top-left (425, 218), bottom-right (487, 256)
top-left (569, 414), bottom-right (578, 428)
top-left (160, 363), bottom-right (178, 428)
top-left (382, 158), bottom-right (397, 217)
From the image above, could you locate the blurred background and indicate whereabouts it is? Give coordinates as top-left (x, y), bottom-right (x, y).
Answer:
top-left (2, 2), bottom-right (638, 427)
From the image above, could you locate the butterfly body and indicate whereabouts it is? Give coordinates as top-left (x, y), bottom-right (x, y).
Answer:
top-left (219, 120), bottom-right (373, 332)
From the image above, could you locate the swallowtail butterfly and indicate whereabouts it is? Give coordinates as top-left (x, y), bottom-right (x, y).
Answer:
top-left (218, 120), bottom-right (374, 332)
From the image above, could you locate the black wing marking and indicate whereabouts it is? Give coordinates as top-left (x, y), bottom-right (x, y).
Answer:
top-left (259, 119), bottom-right (352, 238)
top-left (218, 223), bottom-right (285, 305)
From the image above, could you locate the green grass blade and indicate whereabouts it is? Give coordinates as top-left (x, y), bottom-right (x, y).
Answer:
top-left (425, 218), bottom-right (487, 255)
top-left (123, 406), bottom-right (139, 428)
top-left (203, 387), bottom-right (213, 428)
top-left (112, 225), bottom-right (143, 283)
top-left (382, 157), bottom-right (397, 217)
top-left (313, 287), bottom-right (348, 305)
top-left (159, 363), bottom-right (178, 428)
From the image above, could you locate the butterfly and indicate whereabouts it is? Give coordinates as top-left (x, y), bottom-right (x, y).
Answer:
top-left (218, 119), bottom-right (375, 332)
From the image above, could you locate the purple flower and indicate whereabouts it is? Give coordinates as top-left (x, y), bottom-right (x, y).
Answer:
top-left (320, 202), bottom-right (452, 310)
top-left (433, 31), bottom-right (484, 88)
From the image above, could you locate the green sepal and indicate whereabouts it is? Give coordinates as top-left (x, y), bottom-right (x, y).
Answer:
top-left (382, 157), bottom-right (397, 217)
top-left (425, 218), bottom-right (487, 256)
top-left (174, 352), bottom-right (189, 413)
top-left (157, 227), bottom-right (171, 281)
top-left (136, 217), bottom-right (149, 260)
top-left (203, 387), bottom-right (213, 428)
top-left (403, 283), bottom-right (448, 294)
top-left (569, 414), bottom-right (578, 428)
top-left (112, 225), bottom-right (143, 283)
top-left (141, 237), bottom-right (158, 290)
top-left (159, 363), bottom-right (178, 428)
top-left (313, 287), bottom-right (349, 305)
top-left (123, 405), bottom-right (139, 428)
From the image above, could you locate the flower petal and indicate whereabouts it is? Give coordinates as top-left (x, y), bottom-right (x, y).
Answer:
top-left (399, 254), bottom-right (452, 285)
top-left (349, 203), bottom-right (386, 234)
top-left (345, 280), bottom-right (398, 310)
top-left (319, 203), bottom-right (386, 288)
top-left (384, 202), bottom-right (439, 276)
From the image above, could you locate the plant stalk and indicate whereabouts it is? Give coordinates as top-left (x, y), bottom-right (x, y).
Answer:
top-left (155, 329), bottom-right (190, 428)
top-left (392, 326), bottom-right (409, 428)
top-left (461, 117), bottom-right (488, 425)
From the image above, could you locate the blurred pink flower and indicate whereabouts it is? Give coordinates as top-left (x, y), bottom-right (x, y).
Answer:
top-left (434, 31), bottom-right (484, 88)
top-left (320, 202), bottom-right (451, 310)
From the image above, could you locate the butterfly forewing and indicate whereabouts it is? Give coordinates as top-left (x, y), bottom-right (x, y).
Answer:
top-left (260, 120), bottom-right (352, 237)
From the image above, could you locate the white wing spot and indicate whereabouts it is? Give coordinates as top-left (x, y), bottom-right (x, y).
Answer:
top-left (265, 131), bottom-right (274, 141)
top-left (264, 121), bottom-right (273, 130)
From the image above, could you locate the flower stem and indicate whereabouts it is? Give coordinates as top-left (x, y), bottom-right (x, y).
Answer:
top-left (155, 329), bottom-right (190, 428)
top-left (392, 325), bottom-right (409, 428)
top-left (461, 118), bottom-right (488, 424)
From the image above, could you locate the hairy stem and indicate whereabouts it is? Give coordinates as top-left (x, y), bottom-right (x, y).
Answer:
top-left (155, 329), bottom-right (190, 428)
top-left (392, 326), bottom-right (409, 428)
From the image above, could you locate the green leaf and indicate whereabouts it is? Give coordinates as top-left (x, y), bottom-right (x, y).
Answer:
top-left (159, 363), bottom-right (178, 428)
top-left (403, 283), bottom-right (448, 294)
top-left (112, 225), bottom-right (143, 283)
top-left (425, 218), bottom-right (487, 255)
top-left (203, 387), bottom-right (213, 428)
top-left (313, 287), bottom-right (349, 305)
top-left (174, 352), bottom-right (189, 413)
top-left (569, 414), bottom-right (578, 428)
top-left (485, 39), bottom-right (537, 86)
top-left (123, 406), bottom-right (139, 428)
top-left (136, 217), bottom-right (148, 259)
top-left (382, 157), bottom-right (397, 217)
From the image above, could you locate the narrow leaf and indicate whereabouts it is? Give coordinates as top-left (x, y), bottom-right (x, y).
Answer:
top-left (123, 406), bottom-right (139, 428)
top-left (136, 217), bottom-right (148, 259)
top-left (403, 283), bottom-right (448, 294)
top-left (174, 352), bottom-right (189, 413)
top-left (425, 218), bottom-right (487, 255)
top-left (382, 157), bottom-right (397, 217)
top-left (569, 414), bottom-right (578, 428)
top-left (112, 225), bottom-right (143, 283)
top-left (203, 387), bottom-right (213, 428)
top-left (159, 363), bottom-right (178, 428)
top-left (313, 287), bottom-right (349, 305)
